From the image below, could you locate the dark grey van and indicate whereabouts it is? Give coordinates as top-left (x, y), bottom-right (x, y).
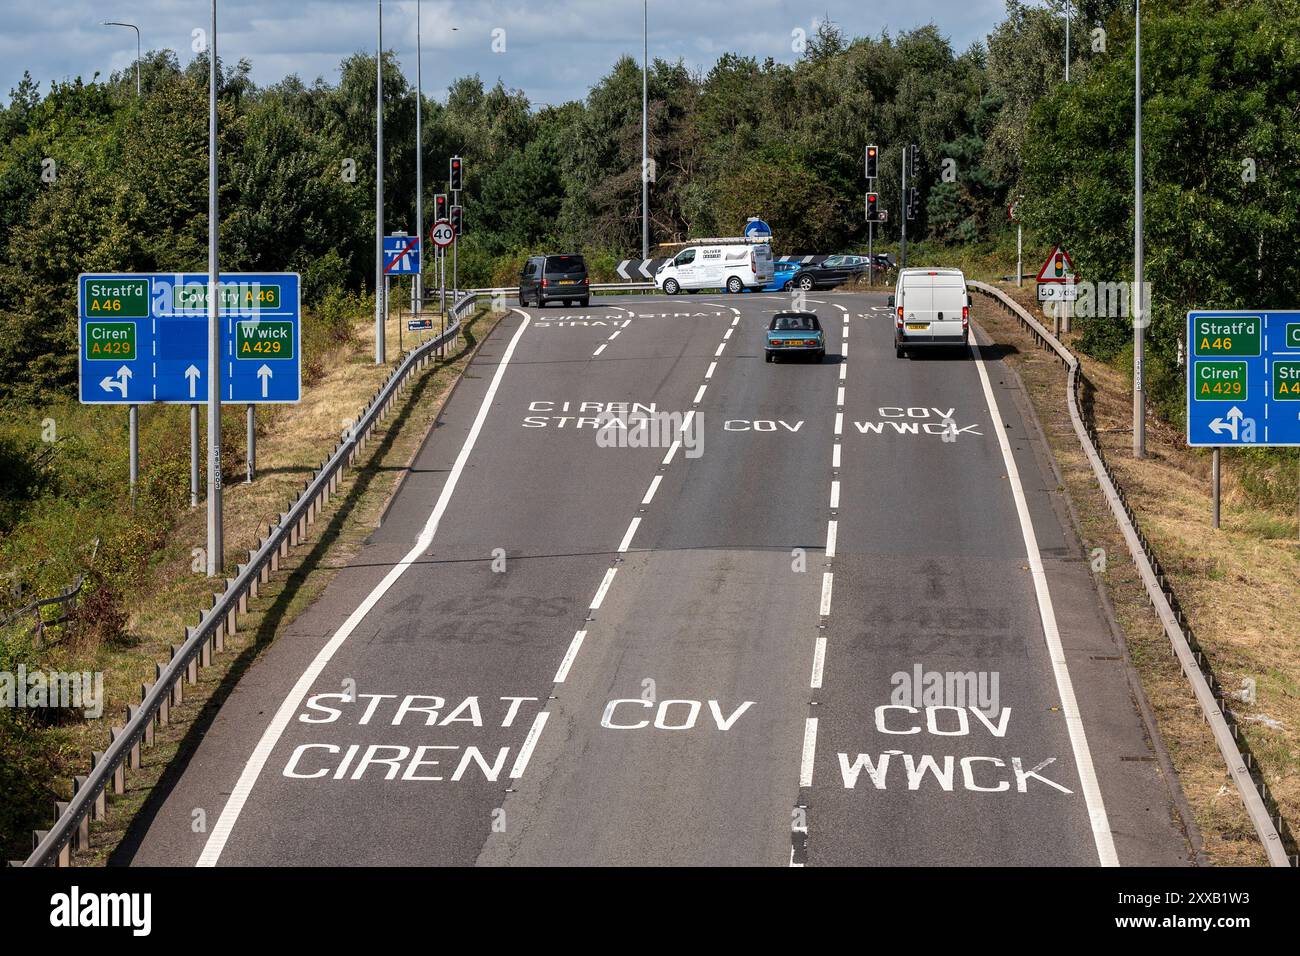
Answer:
top-left (519, 254), bottom-right (590, 308)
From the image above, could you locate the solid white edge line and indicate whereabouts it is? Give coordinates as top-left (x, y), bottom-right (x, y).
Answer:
top-left (509, 711), bottom-right (551, 778)
top-left (799, 717), bottom-right (819, 787)
top-left (969, 333), bottom-right (1119, 867)
top-left (810, 637), bottom-right (827, 689)
top-left (642, 474), bottom-right (663, 504)
top-left (553, 630), bottom-right (588, 683)
top-left (825, 519), bottom-right (838, 558)
top-left (195, 309), bottom-right (534, 867)
top-left (589, 567), bottom-right (618, 610)
top-left (819, 572), bottom-right (834, 616)
top-left (617, 517), bottom-right (641, 553)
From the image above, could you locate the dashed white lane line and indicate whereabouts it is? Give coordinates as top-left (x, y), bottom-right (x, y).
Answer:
top-left (642, 475), bottom-right (663, 504)
top-left (608, 330), bottom-right (621, 340)
top-left (819, 572), bottom-right (834, 616)
top-left (593, 343), bottom-right (608, 356)
top-left (836, 386), bottom-right (845, 407)
top-left (810, 638), bottom-right (827, 690)
top-left (724, 328), bottom-right (734, 340)
top-left (825, 519), bottom-right (838, 558)
top-left (834, 412), bottom-right (843, 436)
top-left (714, 342), bottom-right (727, 357)
top-left (621, 318), bottom-right (632, 328)
top-left (589, 567), bottom-right (618, 610)
top-left (662, 440), bottom-right (681, 465)
top-left (799, 718), bottom-right (819, 788)
top-left (829, 481), bottom-right (840, 510)
top-left (969, 332), bottom-right (1119, 867)
top-left (705, 361), bottom-right (717, 379)
top-left (841, 341), bottom-right (849, 358)
top-left (196, 310), bottom-right (535, 867)
top-left (553, 630), bottom-right (587, 683)
top-left (693, 384), bottom-right (707, 404)
top-left (509, 711), bottom-right (550, 779)
top-left (617, 517), bottom-right (641, 554)
top-left (832, 444), bottom-right (841, 469)
top-left (839, 363), bottom-right (847, 381)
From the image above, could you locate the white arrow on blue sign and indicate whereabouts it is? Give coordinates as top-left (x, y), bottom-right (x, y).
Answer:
top-left (78, 273), bottom-right (301, 405)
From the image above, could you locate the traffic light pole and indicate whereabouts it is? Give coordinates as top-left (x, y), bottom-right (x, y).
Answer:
top-left (899, 148), bottom-right (908, 272)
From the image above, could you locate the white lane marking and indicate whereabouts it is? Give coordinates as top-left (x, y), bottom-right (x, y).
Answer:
top-left (842, 325), bottom-right (849, 339)
top-left (621, 318), bottom-right (632, 328)
top-left (642, 475), bottom-right (663, 504)
top-left (509, 711), bottom-right (550, 778)
top-left (799, 718), bottom-right (819, 787)
top-left (196, 310), bottom-right (534, 867)
top-left (836, 386), bottom-right (845, 407)
top-left (834, 412), bottom-right (843, 436)
top-left (589, 567), bottom-right (618, 610)
top-left (832, 443), bottom-right (841, 468)
top-left (662, 440), bottom-right (681, 465)
top-left (593, 343), bottom-right (607, 356)
top-left (839, 363), bottom-right (847, 381)
top-left (617, 517), bottom-right (641, 553)
top-left (705, 361), bottom-right (717, 379)
top-left (841, 341), bottom-right (849, 357)
top-left (819, 572), bottom-right (834, 616)
top-left (724, 328), bottom-right (734, 340)
top-left (693, 384), bottom-right (707, 404)
top-left (825, 519), bottom-right (838, 558)
top-left (969, 334), bottom-right (1119, 868)
top-left (608, 330), bottom-right (621, 340)
top-left (810, 638), bottom-right (827, 689)
top-left (714, 342), bottom-right (726, 357)
top-left (829, 480), bottom-right (840, 510)
top-left (681, 410), bottom-right (695, 432)
top-left (553, 630), bottom-right (588, 683)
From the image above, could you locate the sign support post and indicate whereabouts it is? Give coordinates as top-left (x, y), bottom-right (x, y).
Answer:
top-left (129, 404), bottom-right (139, 505)
top-left (245, 404), bottom-right (255, 483)
top-left (1017, 223), bottom-right (1023, 288)
top-left (190, 405), bottom-right (199, 508)
top-left (1212, 449), bottom-right (1221, 529)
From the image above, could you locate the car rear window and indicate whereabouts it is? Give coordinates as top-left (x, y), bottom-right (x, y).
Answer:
top-left (772, 315), bottom-right (818, 331)
top-left (545, 256), bottom-right (586, 274)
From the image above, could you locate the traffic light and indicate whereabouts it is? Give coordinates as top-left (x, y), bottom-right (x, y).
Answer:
top-left (907, 187), bottom-right (919, 221)
top-left (865, 144), bottom-right (878, 180)
top-left (866, 192), bottom-right (879, 221)
top-left (450, 204), bottom-right (464, 236)
top-left (434, 193), bottom-right (448, 221)
top-left (449, 156), bottom-right (463, 192)
top-left (908, 143), bottom-right (919, 178)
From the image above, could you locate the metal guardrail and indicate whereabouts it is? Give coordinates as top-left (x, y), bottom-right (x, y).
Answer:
top-left (969, 280), bottom-right (1296, 867)
top-left (20, 293), bottom-right (481, 867)
top-left (0, 540), bottom-right (100, 644)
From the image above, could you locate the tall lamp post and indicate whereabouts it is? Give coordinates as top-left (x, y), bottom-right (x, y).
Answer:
top-left (102, 20), bottom-right (141, 96)
top-left (374, 0), bottom-right (385, 363)
top-left (205, 0), bottom-right (222, 575)
top-left (1063, 2), bottom-right (1071, 81)
top-left (1133, 0), bottom-right (1146, 458)
top-left (414, 0), bottom-right (423, 314)
top-left (641, 0), bottom-right (649, 260)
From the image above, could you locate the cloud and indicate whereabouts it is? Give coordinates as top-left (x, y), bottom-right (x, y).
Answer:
top-left (1, 0), bottom-right (1007, 106)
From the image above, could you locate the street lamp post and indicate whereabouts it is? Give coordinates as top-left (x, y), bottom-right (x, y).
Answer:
top-left (641, 0), bottom-right (649, 260)
top-left (375, 0), bottom-right (385, 363)
top-left (1133, 0), bottom-right (1146, 458)
top-left (102, 20), bottom-right (141, 96)
top-left (205, 0), bottom-right (222, 576)
top-left (1064, 2), bottom-right (1071, 81)
top-left (414, 0), bottom-right (423, 314)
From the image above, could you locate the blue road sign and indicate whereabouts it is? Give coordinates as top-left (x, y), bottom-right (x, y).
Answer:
top-left (383, 234), bottom-right (421, 276)
top-left (78, 273), bottom-right (301, 405)
top-left (743, 218), bottom-right (772, 242)
top-left (1186, 310), bottom-right (1300, 447)
top-left (407, 318), bottom-right (434, 332)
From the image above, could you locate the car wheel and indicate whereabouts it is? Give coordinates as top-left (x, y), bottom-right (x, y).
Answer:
top-left (518, 290), bottom-right (527, 306)
top-left (579, 297), bottom-right (590, 307)
top-left (782, 280), bottom-right (793, 292)
top-left (815, 349), bottom-right (825, 363)
top-left (895, 344), bottom-right (906, 358)
top-left (798, 275), bottom-right (815, 291)
top-left (663, 278), bottom-right (679, 295)
top-left (727, 276), bottom-right (744, 294)
top-left (765, 352), bottom-right (773, 363)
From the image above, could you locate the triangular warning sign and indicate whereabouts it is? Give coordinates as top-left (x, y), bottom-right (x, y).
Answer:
top-left (1036, 245), bottom-right (1075, 283)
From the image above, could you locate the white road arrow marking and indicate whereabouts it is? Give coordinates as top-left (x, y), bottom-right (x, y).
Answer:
top-left (185, 363), bottom-right (201, 399)
top-left (99, 365), bottom-right (132, 397)
top-left (256, 363), bottom-right (272, 399)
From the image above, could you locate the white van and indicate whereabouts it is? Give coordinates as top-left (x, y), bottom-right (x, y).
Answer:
top-left (656, 242), bottom-right (774, 294)
top-left (889, 268), bottom-right (970, 357)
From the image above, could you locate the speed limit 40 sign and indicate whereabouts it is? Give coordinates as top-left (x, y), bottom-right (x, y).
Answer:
top-left (429, 219), bottom-right (456, 248)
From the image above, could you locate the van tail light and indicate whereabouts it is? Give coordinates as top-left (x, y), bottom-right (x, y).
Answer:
top-left (582, 276), bottom-right (589, 284)
top-left (750, 252), bottom-right (757, 273)
top-left (541, 278), bottom-right (548, 288)
top-left (896, 306), bottom-right (904, 328)
top-left (962, 305), bottom-right (969, 330)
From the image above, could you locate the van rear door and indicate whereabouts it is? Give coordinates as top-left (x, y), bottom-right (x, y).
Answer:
top-left (930, 279), bottom-right (967, 339)
top-left (900, 275), bottom-right (934, 335)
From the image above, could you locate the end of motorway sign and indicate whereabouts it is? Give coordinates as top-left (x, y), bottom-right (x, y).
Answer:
top-left (1186, 310), bottom-right (1300, 446)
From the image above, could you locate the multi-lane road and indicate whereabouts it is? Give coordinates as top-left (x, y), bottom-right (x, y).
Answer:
top-left (120, 291), bottom-right (1194, 866)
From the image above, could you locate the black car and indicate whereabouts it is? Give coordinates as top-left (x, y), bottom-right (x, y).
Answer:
top-left (519, 254), bottom-right (590, 307)
top-left (789, 254), bottom-right (872, 291)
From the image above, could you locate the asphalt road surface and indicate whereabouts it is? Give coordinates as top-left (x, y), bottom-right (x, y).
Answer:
top-left (121, 291), bottom-right (1195, 867)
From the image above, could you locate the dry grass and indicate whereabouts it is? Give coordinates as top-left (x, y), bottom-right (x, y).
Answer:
top-left (977, 283), bottom-right (1300, 866)
top-left (31, 302), bottom-right (503, 864)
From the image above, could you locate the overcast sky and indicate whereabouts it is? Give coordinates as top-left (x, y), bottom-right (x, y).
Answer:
top-left (1, 0), bottom-right (1011, 108)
